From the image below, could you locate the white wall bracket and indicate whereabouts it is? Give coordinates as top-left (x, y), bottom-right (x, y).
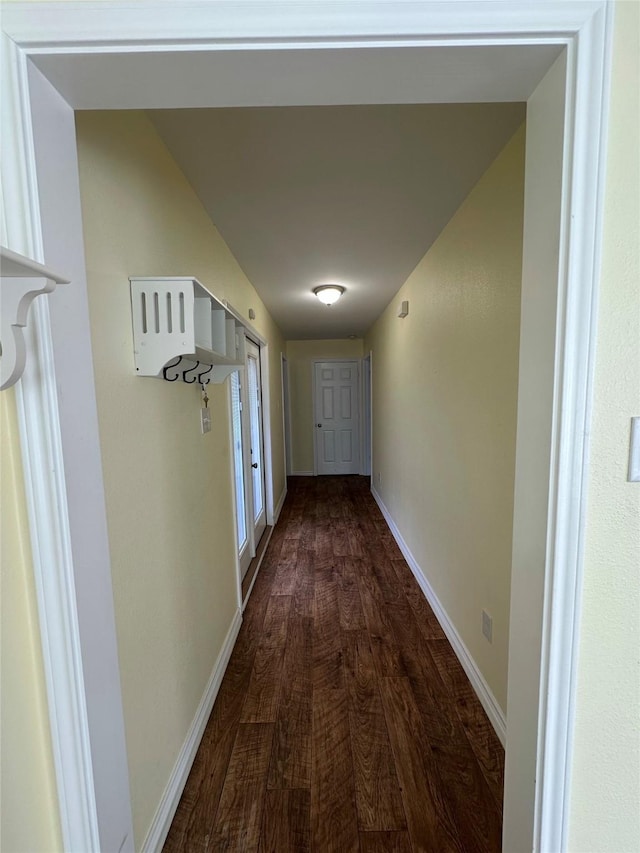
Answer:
top-left (1, 246), bottom-right (69, 390)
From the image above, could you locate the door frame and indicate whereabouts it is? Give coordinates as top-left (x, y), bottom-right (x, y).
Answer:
top-left (311, 358), bottom-right (361, 476)
top-left (229, 368), bottom-right (252, 588)
top-left (281, 354), bottom-right (293, 477)
top-left (361, 352), bottom-right (372, 477)
top-left (244, 336), bottom-right (268, 549)
top-left (225, 318), bottom-right (274, 607)
top-left (0, 3), bottom-right (613, 851)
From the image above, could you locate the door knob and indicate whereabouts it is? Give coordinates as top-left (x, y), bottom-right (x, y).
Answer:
top-left (316, 423), bottom-right (322, 428)
top-left (252, 462), bottom-right (258, 468)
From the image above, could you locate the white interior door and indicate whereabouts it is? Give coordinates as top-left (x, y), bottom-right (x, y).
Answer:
top-left (314, 361), bottom-right (360, 475)
top-left (245, 339), bottom-right (267, 548)
top-left (231, 338), bottom-right (267, 579)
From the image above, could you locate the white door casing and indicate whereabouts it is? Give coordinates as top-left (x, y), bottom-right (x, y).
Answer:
top-left (361, 354), bottom-right (372, 477)
top-left (281, 355), bottom-right (292, 477)
top-left (0, 3), bottom-right (613, 851)
top-left (245, 338), bottom-right (267, 548)
top-left (314, 360), bottom-right (360, 475)
top-left (231, 337), bottom-right (268, 583)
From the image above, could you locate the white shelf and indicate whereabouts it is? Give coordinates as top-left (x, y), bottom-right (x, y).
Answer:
top-left (1, 246), bottom-right (69, 283)
top-left (130, 277), bottom-right (245, 384)
top-left (1, 246), bottom-right (69, 390)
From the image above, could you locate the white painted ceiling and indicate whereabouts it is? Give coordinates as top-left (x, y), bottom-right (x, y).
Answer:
top-left (28, 34), bottom-right (560, 340)
top-left (27, 22), bottom-right (561, 341)
top-left (150, 103), bottom-right (525, 339)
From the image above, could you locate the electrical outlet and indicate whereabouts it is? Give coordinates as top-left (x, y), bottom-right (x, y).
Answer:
top-left (200, 407), bottom-right (212, 434)
top-left (377, 471), bottom-right (382, 485)
top-left (482, 610), bottom-right (493, 644)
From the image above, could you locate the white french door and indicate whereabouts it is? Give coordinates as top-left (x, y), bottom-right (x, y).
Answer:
top-left (231, 337), bottom-right (267, 580)
top-left (230, 370), bottom-right (250, 577)
top-left (314, 361), bottom-right (360, 475)
top-left (245, 339), bottom-right (267, 548)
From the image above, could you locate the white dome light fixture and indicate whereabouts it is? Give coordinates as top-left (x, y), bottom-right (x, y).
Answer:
top-left (313, 284), bottom-right (345, 306)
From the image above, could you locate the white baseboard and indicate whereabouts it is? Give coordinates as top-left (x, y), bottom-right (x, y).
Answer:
top-left (289, 470), bottom-right (314, 476)
top-left (141, 608), bottom-right (243, 852)
top-left (274, 485), bottom-right (287, 524)
top-left (370, 486), bottom-right (507, 746)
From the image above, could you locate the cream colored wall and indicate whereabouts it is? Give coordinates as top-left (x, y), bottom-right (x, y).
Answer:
top-left (286, 338), bottom-right (364, 473)
top-left (364, 126), bottom-right (525, 713)
top-left (0, 390), bottom-right (63, 853)
top-left (75, 110), bottom-right (285, 849)
top-left (568, 3), bottom-right (640, 850)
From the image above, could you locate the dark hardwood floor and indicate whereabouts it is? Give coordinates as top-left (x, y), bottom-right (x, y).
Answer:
top-left (163, 476), bottom-right (504, 853)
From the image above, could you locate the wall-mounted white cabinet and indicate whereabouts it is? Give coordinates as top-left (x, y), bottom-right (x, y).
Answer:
top-left (130, 277), bottom-right (245, 384)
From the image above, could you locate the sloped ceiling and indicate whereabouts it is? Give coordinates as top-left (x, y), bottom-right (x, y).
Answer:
top-left (150, 103), bottom-right (525, 339)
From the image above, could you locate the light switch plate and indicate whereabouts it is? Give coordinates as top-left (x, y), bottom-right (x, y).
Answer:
top-left (200, 407), bottom-right (212, 434)
top-left (629, 417), bottom-right (640, 482)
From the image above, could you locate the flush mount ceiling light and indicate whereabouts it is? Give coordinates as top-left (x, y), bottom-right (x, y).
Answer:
top-left (313, 284), bottom-right (345, 306)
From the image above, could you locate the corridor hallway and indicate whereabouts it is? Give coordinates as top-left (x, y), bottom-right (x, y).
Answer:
top-left (163, 476), bottom-right (504, 852)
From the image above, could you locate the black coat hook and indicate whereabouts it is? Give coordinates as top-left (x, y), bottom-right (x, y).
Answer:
top-left (198, 364), bottom-right (213, 385)
top-left (183, 361), bottom-right (200, 383)
top-left (162, 356), bottom-right (183, 382)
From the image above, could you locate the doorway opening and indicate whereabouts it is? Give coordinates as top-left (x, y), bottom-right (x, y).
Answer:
top-left (3, 5), bottom-right (611, 851)
top-left (230, 336), bottom-right (272, 605)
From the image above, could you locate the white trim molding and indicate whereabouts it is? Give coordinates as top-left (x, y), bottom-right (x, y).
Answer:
top-left (371, 486), bottom-right (507, 745)
top-left (6, 45), bottom-right (136, 853)
top-left (1, 28), bottom-right (103, 853)
top-left (534, 4), bottom-right (615, 851)
top-left (1, 1), bottom-right (611, 50)
top-left (15, 300), bottom-right (102, 853)
top-left (141, 608), bottom-right (243, 853)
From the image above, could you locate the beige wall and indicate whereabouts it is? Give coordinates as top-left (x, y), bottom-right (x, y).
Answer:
top-left (568, 3), bottom-right (640, 850)
top-left (364, 126), bottom-right (525, 713)
top-left (0, 390), bottom-right (63, 853)
top-left (75, 110), bottom-right (285, 849)
top-left (286, 338), bottom-right (364, 473)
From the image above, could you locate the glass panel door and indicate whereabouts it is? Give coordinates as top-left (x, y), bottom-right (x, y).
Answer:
top-left (246, 339), bottom-right (266, 546)
top-left (230, 371), bottom-right (250, 576)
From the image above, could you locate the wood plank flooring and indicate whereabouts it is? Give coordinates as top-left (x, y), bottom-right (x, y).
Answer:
top-left (163, 476), bottom-right (504, 853)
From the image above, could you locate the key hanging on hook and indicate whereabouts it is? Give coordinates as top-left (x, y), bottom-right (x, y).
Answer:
top-left (197, 363), bottom-right (213, 385)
